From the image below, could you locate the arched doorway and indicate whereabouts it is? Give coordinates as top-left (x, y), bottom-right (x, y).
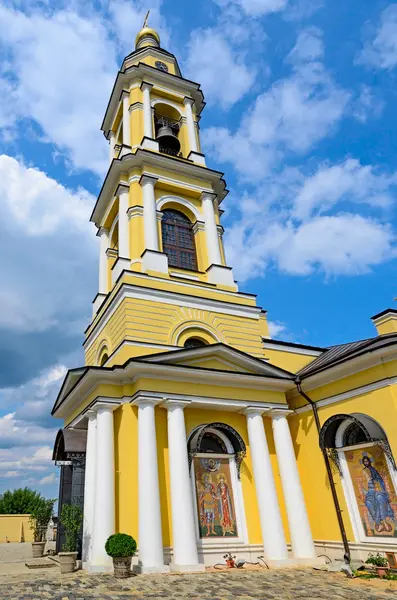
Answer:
top-left (320, 414), bottom-right (397, 543)
top-left (187, 423), bottom-right (247, 544)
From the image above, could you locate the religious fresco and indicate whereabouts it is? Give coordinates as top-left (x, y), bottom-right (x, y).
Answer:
top-left (194, 457), bottom-right (238, 538)
top-left (345, 445), bottom-right (397, 537)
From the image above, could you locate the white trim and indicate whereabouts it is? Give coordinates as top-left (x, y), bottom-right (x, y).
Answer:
top-left (127, 206), bottom-right (144, 219)
top-left (170, 271), bottom-right (200, 281)
top-left (157, 195), bottom-right (201, 221)
top-left (262, 342), bottom-right (323, 357)
top-left (294, 376), bottom-right (397, 415)
top-left (174, 323), bottom-right (221, 345)
top-left (84, 282), bottom-right (261, 350)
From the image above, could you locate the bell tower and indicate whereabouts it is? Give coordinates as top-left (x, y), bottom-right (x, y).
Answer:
top-left (85, 21), bottom-right (269, 367)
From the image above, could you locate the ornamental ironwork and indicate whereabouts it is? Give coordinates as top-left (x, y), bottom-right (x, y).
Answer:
top-left (326, 448), bottom-right (343, 478)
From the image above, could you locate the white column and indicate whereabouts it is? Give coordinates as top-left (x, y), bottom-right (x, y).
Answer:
top-left (166, 401), bottom-right (204, 572)
top-left (245, 408), bottom-right (288, 561)
top-left (91, 405), bottom-right (115, 569)
top-left (141, 176), bottom-right (159, 251)
top-left (109, 132), bottom-right (116, 163)
top-left (141, 83), bottom-right (153, 139)
top-left (118, 189), bottom-right (130, 260)
top-left (136, 399), bottom-right (168, 572)
top-left (183, 97), bottom-right (198, 153)
top-left (272, 411), bottom-right (316, 559)
top-left (202, 192), bottom-right (222, 266)
top-left (122, 94), bottom-right (131, 146)
top-left (98, 228), bottom-right (109, 295)
top-left (82, 411), bottom-right (97, 564)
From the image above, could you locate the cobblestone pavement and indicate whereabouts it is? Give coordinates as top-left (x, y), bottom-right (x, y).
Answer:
top-left (0, 568), bottom-right (396, 600)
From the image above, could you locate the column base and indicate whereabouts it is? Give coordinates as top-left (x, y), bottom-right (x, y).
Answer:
top-left (187, 150), bottom-right (206, 166)
top-left (133, 564), bottom-right (170, 574)
top-left (169, 563), bottom-right (206, 573)
top-left (92, 293), bottom-right (107, 317)
top-left (141, 137), bottom-right (159, 152)
top-left (206, 264), bottom-right (237, 288)
top-left (111, 257), bottom-right (130, 284)
top-left (141, 249), bottom-right (168, 274)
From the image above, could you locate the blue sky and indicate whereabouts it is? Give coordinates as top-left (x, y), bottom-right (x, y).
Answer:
top-left (0, 0), bottom-right (397, 499)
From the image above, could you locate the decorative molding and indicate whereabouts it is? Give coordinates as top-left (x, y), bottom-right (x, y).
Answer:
top-left (105, 248), bottom-right (118, 259)
top-left (295, 375), bottom-right (397, 414)
top-left (129, 102), bottom-right (143, 113)
top-left (192, 220), bottom-right (205, 234)
top-left (157, 194), bottom-right (201, 221)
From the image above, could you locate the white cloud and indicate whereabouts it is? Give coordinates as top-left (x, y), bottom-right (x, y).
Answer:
top-left (0, 413), bottom-right (57, 449)
top-left (185, 29), bottom-right (255, 109)
top-left (226, 212), bottom-right (396, 281)
top-left (351, 85), bottom-right (384, 123)
top-left (358, 4), bottom-right (397, 70)
top-left (214, 0), bottom-right (288, 16)
top-left (0, 155), bottom-right (93, 236)
top-left (268, 321), bottom-right (287, 337)
top-left (203, 28), bottom-right (350, 178)
top-left (39, 473), bottom-right (57, 486)
top-left (293, 158), bottom-right (397, 220)
top-left (0, 5), bottom-right (117, 175)
top-left (0, 155), bottom-right (95, 336)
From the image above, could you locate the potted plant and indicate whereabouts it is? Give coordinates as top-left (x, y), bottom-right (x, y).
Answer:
top-left (105, 533), bottom-right (137, 578)
top-left (29, 498), bottom-right (55, 558)
top-left (59, 504), bottom-right (83, 574)
top-left (223, 552), bottom-right (236, 568)
top-left (366, 552), bottom-right (389, 577)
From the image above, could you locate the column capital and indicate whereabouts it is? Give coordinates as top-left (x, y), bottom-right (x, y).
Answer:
top-left (244, 406), bottom-right (271, 417)
top-left (200, 191), bottom-right (217, 203)
top-left (115, 183), bottom-right (129, 197)
top-left (140, 81), bottom-right (154, 92)
top-left (85, 409), bottom-right (97, 421)
top-left (128, 205), bottom-right (144, 220)
top-left (97, 226), bottom-right (109, 237)
top-left (183, 96), bottom-right (195, 107)
top-left (120, 89), bottom-right (130, 100)
top-left (156, 210), bottom-right (164, 222)
top-left (133, 396), bottom-right (162, 409)
top-left (94, 401), bottom-right (120, 414)
top-left (140, 174), bottom-right (158, 187)
top-left (162, 399), bottom-right (191, 410)
top-left (271, 409), bottom-right (294, 419)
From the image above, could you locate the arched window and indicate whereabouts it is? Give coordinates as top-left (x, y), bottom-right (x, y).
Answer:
top-left (319, 414), bottom-right (397, 542)
top-left (99, 353), bottom-right (109, 366)
top-left (184, 337), bottom-right (207, 349)
top-left (187, 424), bottom-right (247, 542)
top-left (161, 209), bottom-right (197, 270)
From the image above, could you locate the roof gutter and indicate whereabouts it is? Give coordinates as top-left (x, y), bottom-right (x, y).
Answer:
top-left (295, 376), bottom-right (351, 565)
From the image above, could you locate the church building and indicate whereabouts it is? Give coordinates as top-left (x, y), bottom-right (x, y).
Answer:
top-left (52, 22), bottom-right (397, 572)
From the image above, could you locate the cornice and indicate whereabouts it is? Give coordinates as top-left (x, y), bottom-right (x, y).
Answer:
top-left (91, 149), bottom-right (228, 226)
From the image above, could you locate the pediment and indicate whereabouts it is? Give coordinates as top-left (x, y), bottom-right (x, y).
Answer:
top-left (141, 343), bottom-right (293, 379)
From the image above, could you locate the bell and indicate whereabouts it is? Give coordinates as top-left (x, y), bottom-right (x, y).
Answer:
top-left (156, 125), bottom-right (181, 153)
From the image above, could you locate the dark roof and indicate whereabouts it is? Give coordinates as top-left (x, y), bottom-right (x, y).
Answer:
top-left (297, 333), bottom-right (397, 379)
top-left (371, 308), bottom-right (397, 320)
top-left (52, 428), bottom-right (87, 461)
top-left (262, 338), bottom-right (326, 352)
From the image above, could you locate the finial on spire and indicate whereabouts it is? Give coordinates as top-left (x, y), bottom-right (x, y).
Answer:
top-left (142, 10), bottom-right (150, 29)
top-left (135, 10), bottom-right (160, 50)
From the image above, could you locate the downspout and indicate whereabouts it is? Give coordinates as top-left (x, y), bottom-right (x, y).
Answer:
top-left (295, 376), bottom-right (351, 565)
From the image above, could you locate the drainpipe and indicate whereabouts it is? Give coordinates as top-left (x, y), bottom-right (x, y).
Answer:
top-left (295, 376), bottom-right (351, 565)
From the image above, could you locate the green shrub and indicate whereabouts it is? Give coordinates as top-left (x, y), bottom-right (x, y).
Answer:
top-left (29, 498), bottom-right (56, 542)
top-left (105, 533), bottom-right (137, 557)
top-left (60, 504), bottom-right (83, 552)
top-left (365, 552), bottom-right (389, 567)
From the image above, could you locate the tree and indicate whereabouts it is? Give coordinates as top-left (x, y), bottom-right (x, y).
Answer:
top-left (0, 488), bottom-right (46, 515)
top-left (29, 498), bottom-right (56, 542)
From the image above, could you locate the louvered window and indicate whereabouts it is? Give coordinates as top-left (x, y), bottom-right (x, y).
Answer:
top-left (161, 209), bottom-right (197, 270)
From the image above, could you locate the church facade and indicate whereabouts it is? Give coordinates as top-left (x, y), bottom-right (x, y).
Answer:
top-left (52, 24), bottom-right (397, 572)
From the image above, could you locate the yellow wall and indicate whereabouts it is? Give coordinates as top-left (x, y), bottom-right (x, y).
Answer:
top-left (0, 515), bottom-right (33, 543)
top-left (264, 348), bottom-right (318, 373)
